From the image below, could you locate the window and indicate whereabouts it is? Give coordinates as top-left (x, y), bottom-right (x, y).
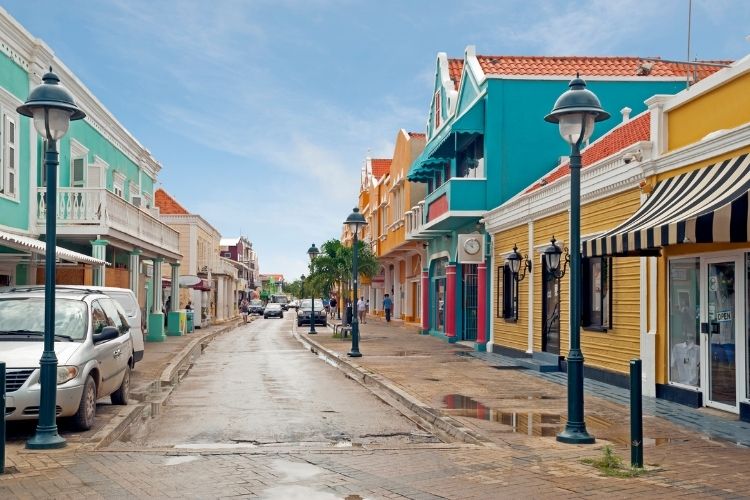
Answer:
top-left (499, 263), bottom-right (517, 321)
top-left (582, 257), bottom-right (612, 330)
top-left (457, 136), bottom-right (485, 179)
top-left (668, 258), bottom-right (700, 387)
top-left (1, 113), bottom-right (19, 198)
top-left (71, 157), bottom-right (85, 188)
top-left (112, 170), bottom-right (125, 198)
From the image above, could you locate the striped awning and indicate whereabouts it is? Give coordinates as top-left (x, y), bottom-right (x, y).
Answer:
top-left (584, 154), bottom-right (750, 257)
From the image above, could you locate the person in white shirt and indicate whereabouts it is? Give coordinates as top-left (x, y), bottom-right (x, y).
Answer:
top-left (357, 297), bottom-right (366, 324)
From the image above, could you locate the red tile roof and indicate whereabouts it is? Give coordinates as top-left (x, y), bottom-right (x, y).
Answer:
top-left (526, 111), bottom-right (651, 194)
top-left (476, 55), bottom-right (727, 80)
top-left (447, 58), bottom-right (464, 90)
top-left (408, 131), bottom-right (426, 138)
top-left (371, 158), bottom-right (392, 179)
top-left (155, 188), bottom-right (190, 215)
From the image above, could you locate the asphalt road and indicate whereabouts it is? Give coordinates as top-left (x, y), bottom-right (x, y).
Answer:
top-left (124, 314), bottom-right (430, 449)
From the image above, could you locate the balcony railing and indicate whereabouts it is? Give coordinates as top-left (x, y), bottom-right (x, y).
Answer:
top-left (37, 187), bottom-right (179, 254)
top-left (405, 201), bottom-right (425, 239)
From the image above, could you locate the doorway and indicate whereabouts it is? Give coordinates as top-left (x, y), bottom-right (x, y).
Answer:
top-left (701, 255), bottom-right (745, 412)
top-left (463, 264), bottom-right (478, 341)
top-left (542, 260), bottom-right (560, 355)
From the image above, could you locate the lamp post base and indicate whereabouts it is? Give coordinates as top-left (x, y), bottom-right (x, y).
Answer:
top-left (26, 429), bottom-right (66, 450)
top-left (347, 351), bottom-right (362, 358)
top-left (556, 426), bottom-right (595, 444)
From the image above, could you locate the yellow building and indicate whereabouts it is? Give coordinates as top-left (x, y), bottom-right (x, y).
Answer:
top-left (487, 54), bottom-right (750, 421)
top-left (370, 130), bottom-right (426, 322)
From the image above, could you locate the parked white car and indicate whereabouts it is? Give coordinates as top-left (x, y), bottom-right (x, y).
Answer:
top-left (0, 287), bottom-right (134, 430)
top-left (57, 285), bottom-right (145, 365)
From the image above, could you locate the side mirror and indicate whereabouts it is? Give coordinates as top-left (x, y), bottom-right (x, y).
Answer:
top-left (93, 325), bottom-right (119, 344)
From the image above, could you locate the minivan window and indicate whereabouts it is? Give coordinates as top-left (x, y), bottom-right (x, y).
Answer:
top-left (0, 298), bottom-right (88, 340)
top-left (107, 291), bottom-right (138, 317)
top-left (98, 298), bottom-right (129, 335)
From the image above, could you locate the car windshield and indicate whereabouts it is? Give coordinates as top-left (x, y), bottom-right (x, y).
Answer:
top-left (266, 304), bottom-right (281, 309)
top-left (0, 298), bottom-right (88, 340)
top-left (271, 295), bottom-right (288, 304)
top-left (250, 300), bottom-right (262, 306)
top-left (300, 300), bottom-right (325, 309)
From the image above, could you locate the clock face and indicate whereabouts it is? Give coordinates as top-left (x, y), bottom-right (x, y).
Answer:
top-left (464, 237), bottom-right (481, 255)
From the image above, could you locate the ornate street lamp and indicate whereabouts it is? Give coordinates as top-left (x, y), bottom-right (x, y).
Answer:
top-left (545, 75), bottom-right (609, 444)
top-left (505, 244), bottom-right (531, 321)
top-left (543, 237), bottom-right (570, 280)
top-left (344, 207), bottom-right (367, 357)
top-left (306, 243), bottom-right (319, 334)
top-left (18, 68), bottom-right (86, 449)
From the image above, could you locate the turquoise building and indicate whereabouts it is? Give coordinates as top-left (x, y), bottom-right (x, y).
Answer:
top-left (406, 46), bottom-right (720, 348)
top-left (0, 8), bottom-right (181, 338)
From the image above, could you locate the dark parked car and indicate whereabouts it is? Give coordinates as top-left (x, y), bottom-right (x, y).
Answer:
top-left (263, 303), bottom-right (284, 319)
top-left (248, 299), bottom-right (264, 315)
top-left (297, 299), bottom-right (326, 327)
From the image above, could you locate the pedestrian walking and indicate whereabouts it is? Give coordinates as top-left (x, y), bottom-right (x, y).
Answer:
top-left (357, 296), bottom-right (367, 324)
top-left (240, 298), bottom-right (249, 323)
top-left (329, 297), bottom-right (337, 318)
top-left (383, 294), bottom-right (393, 322)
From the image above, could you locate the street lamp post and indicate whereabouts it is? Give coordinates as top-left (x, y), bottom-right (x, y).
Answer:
top-left (545, 75), bottom-right (609, 445)
top-left (18, 68), bottom-right (86, 449)
top-left (344, 207), bottom-right (367, 358)
top-left (307, 243), bottom-right (320, 334)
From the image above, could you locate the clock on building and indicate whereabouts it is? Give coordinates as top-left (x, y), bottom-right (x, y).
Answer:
top-left (464, 237), bottom-right (481, 255)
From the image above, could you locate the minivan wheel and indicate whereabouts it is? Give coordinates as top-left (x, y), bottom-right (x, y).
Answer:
top-left (73, 375), bottom-right (97, 431)
top-left (111, 365), bottom-right (130, 405)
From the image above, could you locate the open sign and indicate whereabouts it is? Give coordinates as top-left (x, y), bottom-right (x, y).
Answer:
top-left (716, 310), bottom-right (732, 322)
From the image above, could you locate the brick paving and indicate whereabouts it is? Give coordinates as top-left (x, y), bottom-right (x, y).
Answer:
top-left (2, 315), bottom-right (750, 498)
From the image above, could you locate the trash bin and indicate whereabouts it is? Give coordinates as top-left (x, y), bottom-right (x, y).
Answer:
top-left (167, 310), bottom-right (186, 336)
top-left (345, 304), bottom-right (353, 326)
top-left (186, 310), bottom-right (194, 333)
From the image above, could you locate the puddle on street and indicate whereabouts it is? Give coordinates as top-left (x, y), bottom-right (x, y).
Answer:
top-left (442, 394), bottom-right (561, 437)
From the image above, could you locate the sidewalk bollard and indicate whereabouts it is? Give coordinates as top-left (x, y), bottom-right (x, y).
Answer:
top-left (1, 361), bottom-right (5, 474)
top-left (630, 358), bottom-right (643, 468)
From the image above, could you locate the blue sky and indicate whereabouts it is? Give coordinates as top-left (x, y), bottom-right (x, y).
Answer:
top-left (4, 0), bottom-right (750, 280)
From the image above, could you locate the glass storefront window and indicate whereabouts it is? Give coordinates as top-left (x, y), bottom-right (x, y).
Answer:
top-left (668, 258), bottom-right (700, 387)
top-left (432, 258), bottom-right (447, 333)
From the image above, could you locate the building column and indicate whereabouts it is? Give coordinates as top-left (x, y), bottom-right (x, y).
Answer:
top-left (446, 263), bottom-right (457, 342)
top-left (476, 262), bottom-right (487, 352)
top-left (217, 277), bottom-right (225, 322)
top-left (128, 249), bottom-right (141, 294)
top-left (147, 257), bottom-right (166, 342)
top-left (167, 261), bottom-right (182, 336)
top-left (394, 260), bottom-right (403, 319)
top-left (91, 239), bottom-right (108, 286)
top-left (421, 269), bottom-right (429, 335)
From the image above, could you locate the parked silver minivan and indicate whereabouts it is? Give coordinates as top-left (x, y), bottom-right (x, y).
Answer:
top-left (0, 287), bottom-right (134, 430)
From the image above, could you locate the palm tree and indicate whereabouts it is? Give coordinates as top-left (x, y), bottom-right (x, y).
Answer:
top-left (308, 239), bottom-right (378, 317)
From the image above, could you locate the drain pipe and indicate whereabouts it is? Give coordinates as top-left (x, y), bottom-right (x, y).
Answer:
top-left (630, 359), bottom-right (644, 468)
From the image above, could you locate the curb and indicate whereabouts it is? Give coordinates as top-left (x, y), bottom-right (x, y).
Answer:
top-left (91, 319), bottom-right (244, 449)
top-left (292, 325), bottom-right (492, 447)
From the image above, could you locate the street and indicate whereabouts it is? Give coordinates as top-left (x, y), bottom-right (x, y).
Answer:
top-left (121, 315), bottom-right (431, 448)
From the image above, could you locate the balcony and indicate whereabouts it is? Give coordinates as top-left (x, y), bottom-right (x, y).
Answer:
top-left (421, 178), bottom-right (486, 231)
top-left (36, 187), bottom-right (180, 256)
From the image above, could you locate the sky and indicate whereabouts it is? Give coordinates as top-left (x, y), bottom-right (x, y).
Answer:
top-left (3, 0), bottom-right (750, 280)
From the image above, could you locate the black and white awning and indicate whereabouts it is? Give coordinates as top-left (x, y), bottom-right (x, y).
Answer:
top-left (584, 154), bottom-right (750, 257)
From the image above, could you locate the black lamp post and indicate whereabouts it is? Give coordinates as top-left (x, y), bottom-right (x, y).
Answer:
top-left (344, 207), bottom-right (367, 357)
top-left (545, 75), bottom-right (609, 444)
top-left (306, 243), bottom-right (319, 334)
top-left (18, 68), bottom-right (86, 450)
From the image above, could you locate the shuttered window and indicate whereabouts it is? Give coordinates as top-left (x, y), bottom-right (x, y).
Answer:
top-left (71, 157), bottom-right (85, 187)
top-left (2, 114), bottom-right (19, 198)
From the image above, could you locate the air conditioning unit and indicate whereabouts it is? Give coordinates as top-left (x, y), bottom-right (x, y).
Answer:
top-left (131, 196), bottom-right (142, 208)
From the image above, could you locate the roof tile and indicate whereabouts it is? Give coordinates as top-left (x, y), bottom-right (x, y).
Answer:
top-left (448, 58), bottom-right (464, 90)
top-left (526, 111), bottom-right (650, 194)
top-left (155, 188), bottom-right (190, 215)
top-left (371, 158), bottom-right (392, 179)
top-left (476, 55), bottom-right (727, 80)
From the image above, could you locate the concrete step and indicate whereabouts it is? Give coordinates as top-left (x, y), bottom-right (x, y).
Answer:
top-left (516, 352), bottom-right (561, 372)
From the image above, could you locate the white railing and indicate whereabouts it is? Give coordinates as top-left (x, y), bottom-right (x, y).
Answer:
top-left (37, 187), bottom-right (180, 254)
top-left (405, 201), bottom-right (425, 238)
